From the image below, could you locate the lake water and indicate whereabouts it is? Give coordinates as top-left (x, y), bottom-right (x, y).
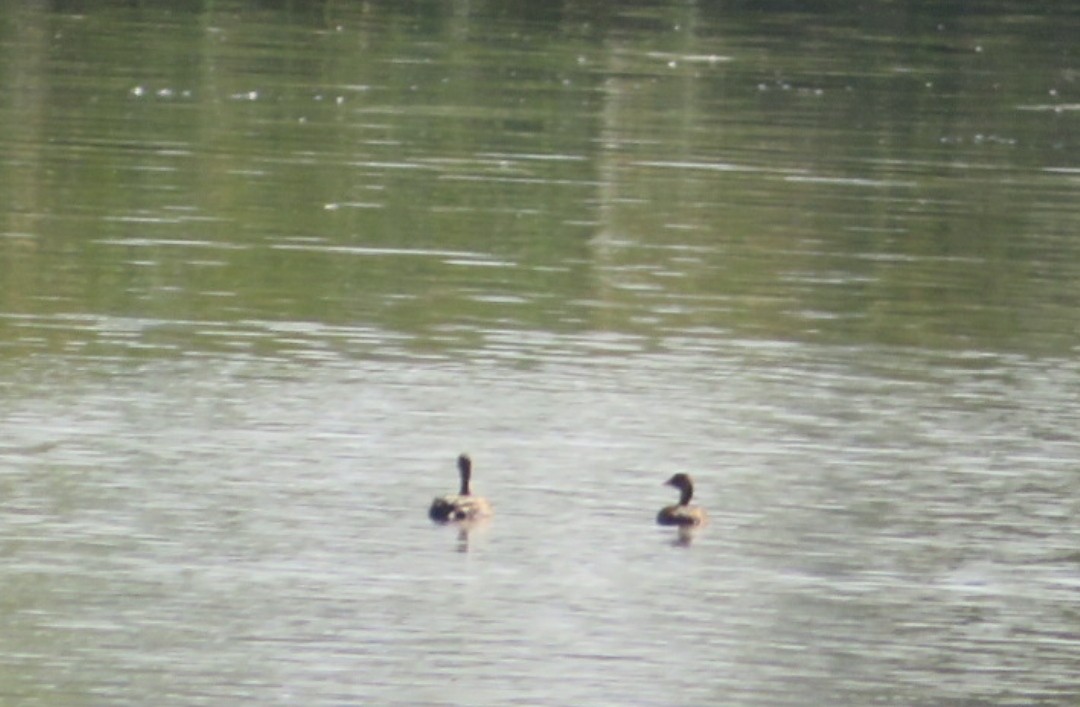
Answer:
top-left (1, 2), bottom-right (1078, 705)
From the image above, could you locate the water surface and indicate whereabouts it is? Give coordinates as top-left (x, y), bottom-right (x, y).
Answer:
top-left (1, 2), bottom-right (1078, 705)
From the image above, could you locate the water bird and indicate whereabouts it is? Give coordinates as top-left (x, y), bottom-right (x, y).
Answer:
top-left (657, 473), bottom-right (706, 526)
top-left (429, 454), bottom-right (492, 522)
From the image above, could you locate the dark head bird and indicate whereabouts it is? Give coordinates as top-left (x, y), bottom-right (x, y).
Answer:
top-left (429, 454), bottom-right (493, 523)
top-left (656, 473), bottom-right (706, 527)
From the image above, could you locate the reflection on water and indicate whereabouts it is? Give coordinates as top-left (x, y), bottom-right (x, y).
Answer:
top-left (442, 518), bottom-right (491, 555)
top-left (1, 1), bottom-right (1079, 705)
top-left (672, 525), bottom-right (700, 548)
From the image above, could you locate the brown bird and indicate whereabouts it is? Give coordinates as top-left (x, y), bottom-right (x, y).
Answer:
top-left (429, 454), bottom-right (493, 522)
top-left (656, 473), bottom-right (706, 526)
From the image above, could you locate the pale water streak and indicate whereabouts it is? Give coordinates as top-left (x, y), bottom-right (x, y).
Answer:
top-left (2, 339), bottom-right (1078, 705)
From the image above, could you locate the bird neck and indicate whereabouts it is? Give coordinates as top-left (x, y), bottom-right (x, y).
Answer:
top-left (678, 484), bottom-right (693, 506)
top-left (458, 470), bottom-right (471, 496)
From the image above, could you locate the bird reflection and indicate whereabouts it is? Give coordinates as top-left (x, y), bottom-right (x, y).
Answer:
top-left (444, 517), bottom-right (489, 553)
top-left (671, 525), bottom-right (699, 547)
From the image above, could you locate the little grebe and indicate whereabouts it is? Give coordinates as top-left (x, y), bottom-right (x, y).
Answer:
top-left (656, 473), bottom-right (706, 527)
top-left (429, 454), bottom-right (493, 522)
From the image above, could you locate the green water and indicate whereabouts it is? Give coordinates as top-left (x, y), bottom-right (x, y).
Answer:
top-left (3, 2), bottom-right (1076, 363)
